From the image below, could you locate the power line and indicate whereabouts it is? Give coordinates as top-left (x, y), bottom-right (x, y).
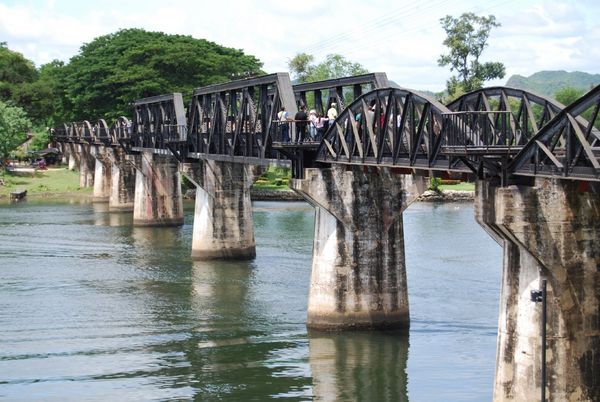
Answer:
top-left (301, 0), bottom-right (452, 55)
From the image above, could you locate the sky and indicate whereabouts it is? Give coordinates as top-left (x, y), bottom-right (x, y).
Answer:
top-left (1, 0), bottom-right (599, 92)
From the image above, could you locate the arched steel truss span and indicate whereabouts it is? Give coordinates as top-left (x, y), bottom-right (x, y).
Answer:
top-left (314, 87), bottom-right (470, 172)
top-left (510, 84), bottom-right (600, 181)
top-left (447, 87), bottom-right (565, 144)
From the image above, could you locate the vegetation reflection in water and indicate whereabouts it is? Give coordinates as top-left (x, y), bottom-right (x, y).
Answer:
top-left (0, 200), bottom-right (500, 401)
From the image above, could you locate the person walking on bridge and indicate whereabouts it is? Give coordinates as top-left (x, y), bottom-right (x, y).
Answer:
top-left (327, 102), bottom-right (338, 123)
top-left (277, 106), bottom-right (290, 142)
top-left (294, 106), bottom-right (309, 144)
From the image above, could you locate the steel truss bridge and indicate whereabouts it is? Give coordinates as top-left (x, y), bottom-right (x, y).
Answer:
top-left (52, 72), bottom-right (600, 184)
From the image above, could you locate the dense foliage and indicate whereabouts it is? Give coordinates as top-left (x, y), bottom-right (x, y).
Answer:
top-left (61, 29), bottom-right (264, 121)
top-left (288, 53), bottom-right (368, 83)
top-left (0, 43), bottom-right (65, 126)
top-left (0, 29), bottom-right (265, 159)
top-left (438, 13), bottom-right (505, 98)
top-left (0, 101), bottom-right (31, 166)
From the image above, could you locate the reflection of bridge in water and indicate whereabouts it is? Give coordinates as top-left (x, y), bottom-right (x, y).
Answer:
top-left (52, 72), bottom-right (600, 401)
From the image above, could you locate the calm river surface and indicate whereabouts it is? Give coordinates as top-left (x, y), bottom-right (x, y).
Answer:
top-left (0, 200), bottom-right (502, 401)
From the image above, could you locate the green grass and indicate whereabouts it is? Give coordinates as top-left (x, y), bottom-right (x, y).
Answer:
top-left (0, 167), bottom-right (90, 198)
top-left (253, 166), bottom-right (291, 190)
top-left (439, 182), bottom-right (475, 191)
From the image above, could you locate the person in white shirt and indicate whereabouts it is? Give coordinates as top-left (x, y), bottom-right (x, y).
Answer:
top-left (277, 106), bottom-right (290, 142)
top-left (327, 102), bottom-right (338, 124)
top-left (308, 109), bottom-right (318, 140)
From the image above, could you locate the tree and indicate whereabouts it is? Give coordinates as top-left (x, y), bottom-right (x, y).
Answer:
top-left (0, 44), bottom-right (68, 126)
top-left (554, 87), bottom-right (585, 106)
top-left (61, 29), bottom-right (264, 121)
top-left (0, 101), bottom-right (31, 168)
top-left (0, 43), bottom-right (38, 103)
top-left (438, 13), bottom-right (505, 97)
top-left (288, 53), bottom-right (368, 83)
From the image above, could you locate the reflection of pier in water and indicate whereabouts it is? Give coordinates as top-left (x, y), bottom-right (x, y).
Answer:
top-left (187, 261), bottom-right (313, 400)
top-left (309, 331), bottom-right (409, 402)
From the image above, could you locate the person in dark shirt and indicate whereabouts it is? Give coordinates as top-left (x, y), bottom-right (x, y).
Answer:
top-left (294, 106), bottom-right (309, 144)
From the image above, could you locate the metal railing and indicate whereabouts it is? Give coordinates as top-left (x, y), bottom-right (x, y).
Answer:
top-left (443, 111), bottom-right (522, 155)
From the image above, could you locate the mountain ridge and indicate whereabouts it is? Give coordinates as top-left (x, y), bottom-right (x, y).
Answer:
top-left (505, 70), bottom-right (600, 97)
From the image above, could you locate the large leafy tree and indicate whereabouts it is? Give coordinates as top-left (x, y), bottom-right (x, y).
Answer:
top-left (438, 13), bottom-right (505, 97)
top-left (288, 53), bottom-right (368, 84)
top-left (0, 43), bottom-right (38, 105)
top-left (0, 101), bottom-right (31, 167)
top-left (0, 43), bottom-right (67, 126)
top-left (62, 29), bottom-right (264, 121)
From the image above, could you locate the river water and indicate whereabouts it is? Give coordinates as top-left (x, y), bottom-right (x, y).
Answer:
top-left (0, 200), bottom-right (502, 401)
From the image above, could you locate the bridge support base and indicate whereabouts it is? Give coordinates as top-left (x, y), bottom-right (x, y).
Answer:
top-left (182, 161), bottom-right (261, 260)
top-left (67, 143), bottom-right (79, 171)
top-left (292, 166), bottom-right (425, 330)
top-left (476, 179), bottom-right (600, 402)
top-left (58, 142), bottom-right (68, 165)
top-left (109, 149), bottom-right (136, 212)
top-left (92, 146), bottom-right (111, 202)
top-left (79, 144), bottom-right (95, 188)
top-left (133, 150), bottom-right (183, 227)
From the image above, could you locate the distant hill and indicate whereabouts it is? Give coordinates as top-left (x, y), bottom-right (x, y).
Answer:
top-left (506, 70), bottom-right (600, 97)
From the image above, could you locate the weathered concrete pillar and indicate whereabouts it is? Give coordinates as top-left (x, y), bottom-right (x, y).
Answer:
top-left (291, 166), bottom-right (426, 330)
top-left (91, 146), bottom-right (111, 202)
top-left (475, 179), bottom-right (600, 402)
top-left (182, 161), bottom-right (262, 260)
top-left (67, 143), bottom-right (79, 171)
top-left (58, 142), bottom-right (68, 165)
top-left (79, 144), bottom-right (95, 188)
top-left (108, 148), bottom-right (136, 211)
top-left (133, 150), bottom-right (183, 227)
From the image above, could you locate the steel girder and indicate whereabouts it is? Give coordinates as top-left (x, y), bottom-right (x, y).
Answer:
top-left (447, 87), bottom-right (565, 145)
top-left (185, 73), bottom-right (297, 162)
top-left (510, 85), bottom-right (600, 182)
top-left (292, 72), bottom-right (389, 116)
top-left (130, 93), bottom-right (186, 152)
top-left (314, 87), bottom-right (469, 172)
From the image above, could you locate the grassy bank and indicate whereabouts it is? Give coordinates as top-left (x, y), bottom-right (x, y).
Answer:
top-left (439, 182), bottom-right (475, 191)
top-left (0, 168), bottom-right (91, 198)
top-left (0, 165), bottom-right (474, 200)
top-left (253, 166), bottom-right (291, 190)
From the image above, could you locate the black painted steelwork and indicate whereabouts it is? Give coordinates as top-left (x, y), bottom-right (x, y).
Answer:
top-left (130, 93), bottom-right (187, 154)
top-left (447, 87), bottom-right (565, 143)
top-left (181, 73), bottom-right (296, 164)
top-left (511, 85), bottom-right (600, 182)
top-left (50, 72), bottom-right (599, 183)
top-left (444, 86), bottom-right (600, 183)
top-left (314, 87), bottom-right (466, 172)
top-left (293, 72), bottom-right (389, 116)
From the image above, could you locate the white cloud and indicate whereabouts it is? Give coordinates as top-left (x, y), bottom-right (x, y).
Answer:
top-left (1, 0), bottom-right (599, 93)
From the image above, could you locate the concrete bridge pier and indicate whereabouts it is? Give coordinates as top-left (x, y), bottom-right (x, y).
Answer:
top-left (108, 148), bottom-right (137, 211)
top-left (78, 144), bottom-right (95, 188)
top-left (292, 166), bottom-right (426, 330)
top-left (67, 143), bottom-right (79, 171)
top-left (133, 150), bottom-right (183, 227)
top-left (91, 146), bottom-right (111, 202)
top-left (182, 160), bottom-right (262, 260)
top-left (476, 179), bottom-right (600, 402)
top-left (58, 142), bottom-right (68, 165)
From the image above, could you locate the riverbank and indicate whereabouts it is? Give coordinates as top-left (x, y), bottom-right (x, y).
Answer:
top-left (0, 168), bottom-right (92, 200)
top-left (0, 167), bottom-right (474, 203)
top-left (190, 187), bottom-right (474, 202)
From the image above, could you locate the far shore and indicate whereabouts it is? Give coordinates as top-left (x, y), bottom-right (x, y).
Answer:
top-left (1, 167), bottom-right (474, 204)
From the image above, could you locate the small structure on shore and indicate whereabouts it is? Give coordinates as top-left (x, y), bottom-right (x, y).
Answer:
top-left (10, 189), bottom-right (27, 202)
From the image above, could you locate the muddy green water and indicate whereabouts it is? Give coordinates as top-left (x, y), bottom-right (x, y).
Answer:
top-left (0, 200), bottom-right (501, 401)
